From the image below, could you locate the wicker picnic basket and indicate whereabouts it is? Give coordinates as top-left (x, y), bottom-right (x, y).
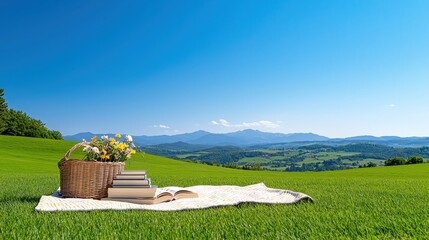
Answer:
top-left (58, 142), bottom-right (124, 199)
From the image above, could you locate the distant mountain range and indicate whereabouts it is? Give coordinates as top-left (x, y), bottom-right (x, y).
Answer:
top-left (64, 129), bottom-right (429, 148)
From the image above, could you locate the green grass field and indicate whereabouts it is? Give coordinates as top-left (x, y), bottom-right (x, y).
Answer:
top-left (1, 135), bottom-right (429, 239)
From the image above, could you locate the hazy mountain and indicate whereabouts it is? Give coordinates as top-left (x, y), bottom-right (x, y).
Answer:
top-left (64, 132), bottom-right (117, 142)
top-left (64, 132), bottom-right (92, 142)
top-left (65, 129), bottom-right (328, 146)
top-left (143, 141), bottom-right (210, 151)
top-left (64, 129), bottom-right (429, 148)
top-left (224, 129), bottom-right (329, 144)
top-left (187, 133), bottom-right (246, 146)
top-left (127, 130), bottom-right (211, 146)
top-left (343, 136), bottom-right (403, 141)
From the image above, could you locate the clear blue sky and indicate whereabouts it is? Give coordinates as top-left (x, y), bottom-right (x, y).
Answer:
top-left (1, 1), bottom-right (429, 137)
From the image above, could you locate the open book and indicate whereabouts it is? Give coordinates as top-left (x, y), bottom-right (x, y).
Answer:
top-left (102, 187), bottom-right (198, 205)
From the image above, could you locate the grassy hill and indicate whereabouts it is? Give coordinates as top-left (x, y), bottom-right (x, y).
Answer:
top-left (1, 135), bottom-right (429, 239)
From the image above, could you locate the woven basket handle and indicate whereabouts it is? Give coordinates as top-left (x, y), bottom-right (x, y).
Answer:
top-left (62, 142), bottom-right (89, 161)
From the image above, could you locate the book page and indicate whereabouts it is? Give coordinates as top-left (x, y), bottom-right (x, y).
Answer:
top-left (154, 188), bottom-right (174, 198)
top-left (156, 187), bottom-right (198, 199)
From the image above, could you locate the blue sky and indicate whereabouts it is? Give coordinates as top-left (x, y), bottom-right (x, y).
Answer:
top-left (1, 1), bottom-right (429, 137)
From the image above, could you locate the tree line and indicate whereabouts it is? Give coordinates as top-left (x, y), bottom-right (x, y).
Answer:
top-left (0, 89), bottom-right (62, 140)
top-left (384, 156), bottom-right (425, 166)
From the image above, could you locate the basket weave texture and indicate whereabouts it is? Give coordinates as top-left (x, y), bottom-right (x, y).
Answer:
top-left (58, 142), bottom-right (124, 199)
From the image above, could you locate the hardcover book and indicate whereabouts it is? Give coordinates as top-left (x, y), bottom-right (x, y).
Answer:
top-left (107, 186), bottom-right (157, 198)
top-left (112, 178), bottom-right (151, 186)
top-left (120, 170), bottom-right (146, 175)
top-left (114, 174), bottom-right (146, 180)
top-left (102, 187), bottom-right (198, 205)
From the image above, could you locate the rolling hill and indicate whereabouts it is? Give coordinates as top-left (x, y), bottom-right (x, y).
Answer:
top-left (1, 135), bottom-right (429, 238)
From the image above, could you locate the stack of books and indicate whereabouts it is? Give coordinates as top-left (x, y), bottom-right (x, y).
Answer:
top-left (102, 169), bottom-right (199, 205)
top-left (103, 170), bottom-right (157, 200)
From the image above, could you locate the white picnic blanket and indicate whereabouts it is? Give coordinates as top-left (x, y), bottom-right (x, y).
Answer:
top-left (35, 183), bottom-right (313, 212)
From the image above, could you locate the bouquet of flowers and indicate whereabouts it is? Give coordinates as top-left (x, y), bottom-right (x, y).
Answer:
top-left (82, 134), bottom-right (136, 162)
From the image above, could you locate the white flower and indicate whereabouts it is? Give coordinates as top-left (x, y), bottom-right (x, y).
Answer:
top-left (125, 135), bottom-right (133, 142)
top-left (91, 147), bottom-right (100, 154)
top-left (83, 146), bottom-right (92, 153)
top-left (101, 135), bottom-right (109, 141)
top-left (82, 139), bottom-right (87, 143)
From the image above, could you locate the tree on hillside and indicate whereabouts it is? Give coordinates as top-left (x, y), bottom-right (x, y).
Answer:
top-left (0, 88), bottom-right (8, 133)
top-left (0, 88), bottom-right (62, 140)
top-left (385, 157), bottom-right (406, 166)
top-left (4, 109), bottom-right (62, 139)
top-left (50, 130), bottom-right (63, 140)
top-left (359, 162), bottom-right (377, 168)
top-left (406, 156), bottom-right (424, 164)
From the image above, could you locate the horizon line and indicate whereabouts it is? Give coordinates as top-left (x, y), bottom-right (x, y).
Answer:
top-left (63, 129), bottom-right (429, 139)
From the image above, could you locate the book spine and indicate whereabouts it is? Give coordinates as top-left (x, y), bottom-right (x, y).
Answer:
top-left (111, 185), bottom-right (154, 188)
top-left (120, 171), bottom-right (147, 175)
top-left (107, 186), bottom-right (157, 198)
top-left (114, 175), bottom-right (146, 180)
top-left (112, 178), bottom-right (151, 186)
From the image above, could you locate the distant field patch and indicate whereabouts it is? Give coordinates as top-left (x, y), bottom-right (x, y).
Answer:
top-left (238, 157), bottom-right (272, 164)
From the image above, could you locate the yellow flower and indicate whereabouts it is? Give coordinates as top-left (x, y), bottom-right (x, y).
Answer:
top-left (116, 143), bottom-right (126, 151)
top-left (83, 132), bottom-right (135, 162)
top-left (100, 149), bottom-right (110, 160)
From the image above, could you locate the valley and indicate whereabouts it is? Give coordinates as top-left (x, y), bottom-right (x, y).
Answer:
top-left (143, 142), bottom-right (429, 172)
